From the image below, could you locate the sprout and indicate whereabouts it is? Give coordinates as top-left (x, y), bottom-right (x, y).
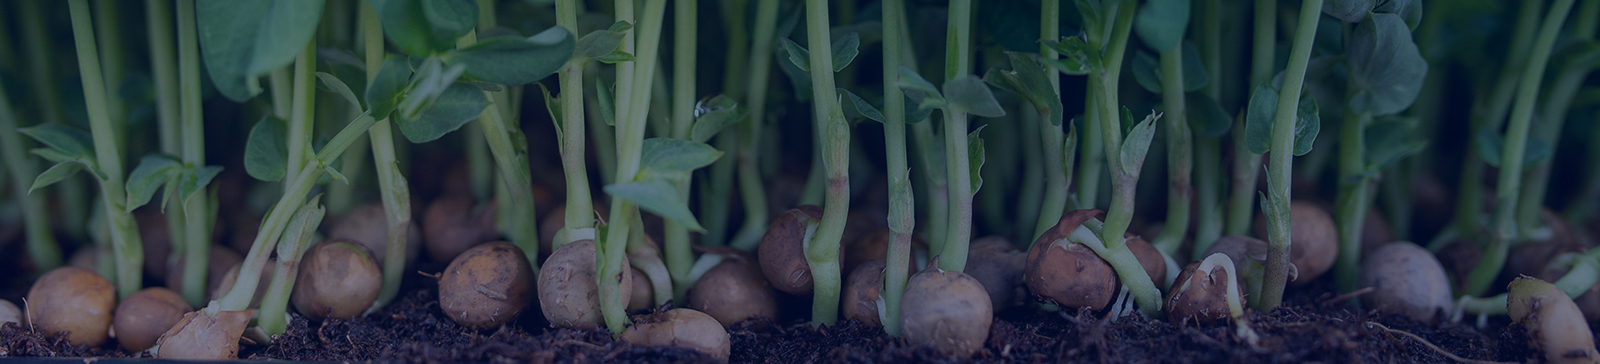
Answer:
top-left (538, 239), bottom-right (631, 328)
top-left (112, 287), bottom-right (191, 351)
top-left (1508, 277), bottom-right (1600, 364)
top-left (900, 262), bottom-right (993, 357)
top-left (25, 267), bottom-right (115, 346)
top-left (1360, 242), bottom-right (1452, 322)
top-left (1027, 210), bottom-right (1118, 310)
top-left (441, 242), bottom-right (536, 329)
top-left (621, 308), bottom-right (731, 363)
top-left (292, 240), bottom-right (383, 321)
top-left (688, 253), bottom-right (777, 327)
top-left (1166, 253), bottom-right (1246, 325)
top-left (422, 195), bottom-right (499, 263)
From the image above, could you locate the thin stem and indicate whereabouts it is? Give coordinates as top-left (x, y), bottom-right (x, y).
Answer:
top-left (452, 30), bottom-right (543, 272)
top-left (1192, 0), bottom-right (1224, 254)
top-left (1032, 0), bottom-right (1069, 244)
top-left (1152, 43), bottom-right (1193, 257)
top-left (1078, 89), bottom-right (1104, 210)
top-left (600, 0), bottom-right (668, 333)
top-left (0, 77), bottom-right (60, 272)
top-left (665, 0), bottom-right (697, 303)
top-left (700, 0), bottom-right (750, 247)
top-left (880, 0), bottom-right (915, 337)
top-left (22, 0), bottom-right (87, 241)
top-left (555, 0), bottom-right (593, 248)
top-left (69, 0), bottom-right (143, 299)
top-left (937, 0), bottom-right (974, 272)
top-left (1257, 0), bottom-right (1322, 311)
top-left (1516, 0), bottom-right (1598, 238)
top-left (286, 43), bottom-right (316, 192)
top-left (93, 0), bottom-right (128, 146)
top-left (800, 0), bottom-right (849, 326)
top-left (255, 198), bottom-right (323, 337)
top-left (1334, 107), bottom-right (1372, 295)
top-left (1227, 0), bottom-right (1275, 237)
top-left (1465, 0), bottom-right (1576, 297)
top-left (176, 0), bottom-right (213, 307)
top-left (362, 2), bottom-right (413, 311)
top-left (584, 63), bottom-right (618, 185)
top-left (729, 0), bottom-right (781, 251)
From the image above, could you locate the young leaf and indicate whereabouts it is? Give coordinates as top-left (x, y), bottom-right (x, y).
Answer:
top-left (19, 123), bottom-right (96, 161)
top-left (1133, 0), bottom-right (1191, 52)
top-left (395, 82), bottom-right (488, 143)
top-left (322, 160), bottom-right (350, 185)
top-left (1292, 96), bottom-right (1320, 156)
top-left (1244, 84), bottom-right (1279, 154)
top-left (638, 138), bottom-right (724, 180)
top-left (1120, 106), bottom-right (1135, 137)
top-left (315, 72), bottom-right (363, 110)
top-left (1322, 0), bottom-right (1375, 23)
top-left (776, 46), bottom-right (813, 101)
top-left (574, 21), bottom-right (633, 63)
top-left (365, 56), bottom-right (414, 120)
top-left (29, 162), bottom-right (85, 195)
top-left (831, 32), bottom-right (861, 72)
top-left (781, 38), bottom-right (813, 72)
top-left (1119, 111), bottom-right (1162, 177)
top-left (597, 78), bottom-right (617, 126)
top-left (244, 115), bottom-right (288, 182)
top-left (444, 26), bottom-right (576, 85)
top-left (691, 95), bottom-right (744, 142)
top-left (968, 126), bottom-right (987, 194)
top-left (604, 179), bottom-right (705, 231)
top-left (537, 83), bottom-right (564, 140)
top-left (178, 165), bottom-right (224, 208)
top-left (197, 0), bottom-right (326, 101)
top-left (372, 0), bottom-right (476, 56)
top-left (985, 52), bottom-right (1063, 126)
top-left (897, 67), bottom-right (946, 110)
top-left (125, 154), bottom-right (182, 212)
top-left (1363, 117), bottom-right (1427, 172)
top-left (838, 89), bottom-right (886, 123)
top-left (943, 75), bottom-right (1006, 118)
top-left (1042, 36), bottom-right (1096, 75)
top-left (1186, 92), bottom-right (1232, 137)
top-left (1346, 13), bottom-right (1428, 116)
top-left (397, 57), bottom-right (468, 121)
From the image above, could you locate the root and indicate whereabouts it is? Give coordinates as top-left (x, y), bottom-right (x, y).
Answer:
top-left (1366, 321), bottom-right (1514, 364)
top-left (1320, 286), bottom-right (1375, 305)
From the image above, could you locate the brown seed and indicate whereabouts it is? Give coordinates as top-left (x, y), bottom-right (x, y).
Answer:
top-left (423, 195), bottom-right (500, 263)
top-left (440, 242), bottom-right (537, 329)
top-left (1126, 234), bottom-right (1167, 288)
top-left (536, 239), bottom-right (631, 328)
top-left (113, 287), bottom-right (192, 351)
top-left (328, 202), bottom-right (422, 267)
top-left (758, 206), bottom-right (824, 295)
top-left (841, 260), bottom-right (886, 327)
top-left (965, 236), bottom-right (1026, 311)
top-left (1164, 258), bottom-right (1242, 325)
top-left (292, 240), bottom-right (383, 321)
top-left (621, 308), bottom-right (731, 363)
top-left (627, 266), bottom-right (655, 312)
top-left (1026, 210), bottom-right (1118, 310)
top-left (689, 254), bottom-right (777, 327)
top-left (26, 267), bottom-right (115, 346)
top-left (900, 267), bottom-right (993, 357)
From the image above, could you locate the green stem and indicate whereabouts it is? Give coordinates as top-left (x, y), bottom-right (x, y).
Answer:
top-left (1087, 0), bottom-right (1161, 315)
top-left (879, 0), bottom-right (915, 337)
top-left (256, 197), bottom-right (323, 338)
top-left (700, 0), bottom-right (749, 248)
top-left (0, 76), bottom-right (60, 272)
top-left (600, 0), bottom-right (668, 333)
top-left (21, 0), bottom-right (87, 241)
top-left (1565, 114), bottom-right (1600, 224)
top-left (1257, 0), bottom-right (1322, 311)
top-left (937, 0), bottom-right (974, 272)
top-left (1465, 0), bottom-right (1576, 297)
top-left (286, 43), bottom-right (316, 193)
top-left (1016, 104), bottom-right (1045, 240)
top-left (1516, 1), bottom-right (1598, 239)
top-left (729, 0), bottom-right (781, 252)
top-left (1192, 0), bottom-right (1224, 254)
top-left (363, 2), bottom-right (413, 312)
top-left (1458, 250), bottom-right (1600, 318)
top-left (584, 63), bottom-right (618, 186)
top-left (1078, 90), bottom-right (1104, 210)
top-left (69, 0), bottom-right (143, 299)
top-left (1334, 107), bottom-right (1372, 295)
top-left (93, 0), bottom-right (128, 147)
top-left (1031, 0), bottom-right (1068, 244)
top-left (1152, 43), bottom-right (1193, 258)
top-left (453, 31), bottom-right (542, 272)
top-left (176, 0), bottom-right (213, 307)
top-left (800, 0), bottom-right (849, 326)
top-left (665, 0), bottom-right (697, 303)
top-left (1227, 0), bottom-right (1275, 237)
top-left (555, 0), bottom-right (593, 250)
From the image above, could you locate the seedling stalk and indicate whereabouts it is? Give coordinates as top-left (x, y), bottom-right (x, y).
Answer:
top-left (801, 0), bottom-right (849, 326)
top-left (937, 0), bottom-right (975, 272)
top-left (729, 0), bottom-right (781, 251)
top-left (600, 0), bottom-right (667, 333)
top-left (68, 0), bottom-right (145, 298)
top-left (362, 2), bottom-right (414, 311)
top-left (880, 0), bottom-right (915, 337)
top-left (1256, 0), bottom-right (1322, 311)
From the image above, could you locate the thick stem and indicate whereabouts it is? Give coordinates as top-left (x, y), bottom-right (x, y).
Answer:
top-left (255, 198), bottom-right (323, 338)
top-left (92, 0), bottom-right (128, 146)
top-left (69, 0), bottom-right (143, 298)
top-left (729, 0), bottom-right (781, 251)
top-left (1466, 0), bottom-right (1576, 297)
top-left (556, 0), bottom-right (593, 249)
top-left (1152, 43), bottom-right (1193, 257)
top-left (600, 0), bottom-right (668, 333)
top-left (176, 0), bottom-right (213, 307)
top-left (362, 2), bottom-right (413, 311)
top-left (936, 0), bottom-right (974, 272)
top-left (1334, 108), bottom-right (1372, 295)
top-left (1031, 0), bottom-right (1068, 244)
top-left (455, 30), bottom-right (542, 271)
top-left (1227, 0), bottom-right (1275, 237)
top-left (880, 0), bottom-right (915, 337)
top-left (665, 0), bottom-right (698, 303)
top-left (1516, 4), bottom-right (1598, 238)
top-left (1088, 0), bottom-right (1161, 315)
top-left (1257, 0), bottom-right (1322, 311)
top-left (799, 0), bottom-right (850, 326)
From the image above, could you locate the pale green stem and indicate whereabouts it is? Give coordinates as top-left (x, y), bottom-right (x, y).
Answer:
top-left (1334, 107), bottom-right (1372, 295)
top-left (69, 0), bottom-right (143, 299)
top-left (729, 0), bottom-right (781, 251)
top-left (556, 0), bottom-right (594, 250)
top-left (700, 0), bottom-right (749, 248)
top-left (1192, 0), bottom-right (1224, 253)
top-left (286, 44), bottom-right (316, 193)
top-left (1517, 1), bottom-right (1598, 239)
top-left (937, 0), bottom-right (974, 272)
top-left (176, 0), bottom-right (214, 307)
top-left (1257, 0), bottom-right (1322, 311)
top-left (1227, 0), bottom-right (1274, 237)
top-left (151, 0), bottom-right (187, 271)
top-left (256, 197), bottom-right (324, 338)
top-left (801, 0), bottom-right (849, 326)
top-left (363, 2), bottom-right (414, 311)
top-left (1031, 0), bottom-right (1068, 244)
top-left (880, 0), bottom-right (915, 337)
top-left (600, 0), bottom-right (667, 334)
top-left (1465, 0), bottom-right (1576, 297)
top-left (0, 76), bottom-right (60, 272)
top-left (1152, 43), bottom-right (1193, 257)
top-left (665, 0), bottom-right (697, 303)
top-left (22, 0), bottom-right (87, 241)
top-left (93, 0), bottom-right (128, 146)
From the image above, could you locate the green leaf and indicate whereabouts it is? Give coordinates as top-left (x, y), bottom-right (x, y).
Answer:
top-left (537, 83), bottom-right (563, 140)
top-left (1476, 130), bottom-right (1553, 169)
top-left (28, 148), bottom-right (81, 165)
top-left (775, 45), bottom-right (812, 101)
top-left (29, 161), bottom-right (84, 195)
top-left (315, 72), bottom-right (363, 110)
top-left (1132, 51), bottom-right (1162, 94)
top-left (125, 154), bottom-right (182, 212)
top-left (1181, 42), bottom-right (1210, 92)
top-left (638, 138), bottom-right (724, 180)
top-left (831, 32), bottom-right (860, 72)
top-left (838, 89), bottom-right (886, 123)
top-left (19, 123), bottom-right (96, 161)
top-left (942, 75), bottom-right (1006, 118)
top-left (968, 126), bottom-right (986, 194)
top-left (178, 165), bottom-right (224, 208)
top-left (1132, 44), bottom-right (1209, 94)
top-left (984, 52), bottom-right (1063, 126)
top-left (365, 56), bottom-right (414, 120)
top-left (1292, 96), bottom-right (1320, 156)
top-left (1042, 36), bottom-right (1096, 75)
top-left (781, 38), bottom-right (813, 72)
top-left (444, 26), bottom-right (575, 85)
top-left (395, 82), bottom-right (488, 143)
top-left (322, 159), bottom-right (349, 185)
top-left (605, 179), bottom-right (705, 231)
top-left (1186, 92), bottom-right (1232, 137)
top-left (1120, 106), bottom-right (1135, 137)
top-left (197, 0), bottom-right (326, 102)
top-left (1346, 13), bottom-right (1428, 116)
top-left (574, 21), bottom-right (633, 63)
top-left (1363, 117), bottom-right (1427, 172)
top-left (691, 95), bottom-right (743, 143)
top-left (897, 66), bottom-right (946, 110)
top-left (1119, 110), bottom-right (1161, 177)
top-left (1133, 0), bottom-right (1190, 52)
top-left (597, 78), bottom-right (617, 126)
top-left (906, 96), bottom-right (934, 124)
top-left (397, 57), bottom-right (468, 120)
top-left (1244, 84), bottom-right (1278, 154)
top-left (1322, 0), bottom-right (1375, 23)
top-left (372, 0), bottom-right (476, 56)
top-left (244, 115), bottom-right (288, 181)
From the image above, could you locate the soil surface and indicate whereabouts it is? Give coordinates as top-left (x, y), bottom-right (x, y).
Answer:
top-left (0, 268), bottom-right (1544, 363)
